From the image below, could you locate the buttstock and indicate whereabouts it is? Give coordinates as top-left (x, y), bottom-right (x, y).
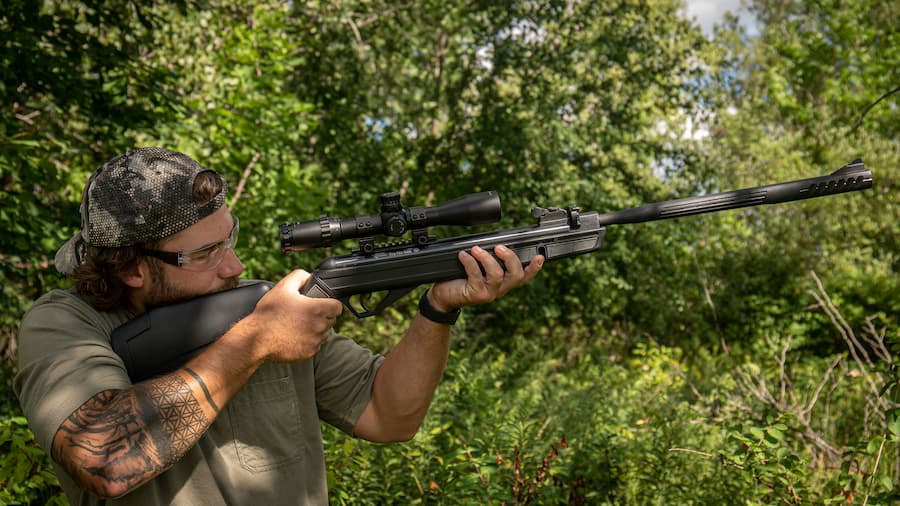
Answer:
top-left (111, 281), bottom-right (272, 382)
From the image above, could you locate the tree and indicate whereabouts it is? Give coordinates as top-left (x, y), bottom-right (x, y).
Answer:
top-left (281, 0), bottom-right (713, 337)
top-left (681, 0), bottom-right (900, 352)
top-left (0, 0), bottom-right (197, 407)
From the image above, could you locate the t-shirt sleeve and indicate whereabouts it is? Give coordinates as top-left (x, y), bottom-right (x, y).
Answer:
top-left (312, 331), bottom-right (384, 435)
top-left (14, 291), bottom-right (132, 452)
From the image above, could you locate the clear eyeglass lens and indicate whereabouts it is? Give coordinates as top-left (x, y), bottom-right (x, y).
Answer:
top-left (179, 217), bottom-right (239, 271)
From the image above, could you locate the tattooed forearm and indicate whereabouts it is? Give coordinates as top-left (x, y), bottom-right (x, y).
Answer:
top-left (51, 370), bottom-right (217, 498)
top-left (141, 373), bottom-right (211, 462)
top-left (184, 367), bottom-right (219, 414)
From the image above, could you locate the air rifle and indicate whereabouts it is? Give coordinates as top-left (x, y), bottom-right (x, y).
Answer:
top-left (112, 159), bottom-right (873, 382)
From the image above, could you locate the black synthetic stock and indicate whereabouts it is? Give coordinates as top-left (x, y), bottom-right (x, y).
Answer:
top-left (111, 281), bottom-right (272, 382)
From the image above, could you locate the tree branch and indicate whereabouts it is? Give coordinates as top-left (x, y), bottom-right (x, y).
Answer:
top-left (852, 84), bottom-right (900, 131)
top-left (229, 151), bottom-right (260, 208)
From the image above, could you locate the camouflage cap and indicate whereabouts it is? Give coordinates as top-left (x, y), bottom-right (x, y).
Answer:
top-left (55, 147), bottom-right (228, 275)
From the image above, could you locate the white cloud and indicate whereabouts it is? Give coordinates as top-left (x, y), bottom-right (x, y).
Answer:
top-left (681, 0), bottom-right (758, 36)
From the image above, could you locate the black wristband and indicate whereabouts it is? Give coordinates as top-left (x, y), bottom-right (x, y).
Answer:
top-left (418, 289), bottom-right (461, 325)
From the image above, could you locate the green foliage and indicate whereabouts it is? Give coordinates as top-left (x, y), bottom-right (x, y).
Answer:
top-left (1, 0), bottom-right (897, 504)
top-left (723, 419), bottom-right (809, 504)
top-left (0, 417), bottom-right (65, 505)
top-left (0, 0), bottom-right (196, 338)
top-left (325, 338), bottom-right (748, 504)
top-left (127, 1), bottom-right (324, 281)
top-left (661, 0), bottom-right (900, 357)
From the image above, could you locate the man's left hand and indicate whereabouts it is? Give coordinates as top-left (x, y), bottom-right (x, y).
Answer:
top-left (427, 245), bottom-right (544, 312)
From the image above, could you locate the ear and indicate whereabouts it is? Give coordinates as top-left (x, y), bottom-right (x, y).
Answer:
top-left (119, 259), bottom-right (150, 288)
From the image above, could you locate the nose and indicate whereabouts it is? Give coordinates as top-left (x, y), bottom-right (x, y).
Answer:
top-left (219, 247), bottom-right (244, 278)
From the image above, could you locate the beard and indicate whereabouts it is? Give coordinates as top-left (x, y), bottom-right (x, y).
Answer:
top-left (142, 266), bottom-right (240, 309)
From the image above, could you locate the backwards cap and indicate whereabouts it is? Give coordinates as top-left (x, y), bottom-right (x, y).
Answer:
top-left (55, 147), bottom-right (227, 274)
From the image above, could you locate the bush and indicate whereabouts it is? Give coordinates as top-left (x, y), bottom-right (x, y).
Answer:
top-left (324, 334), bottom-right (752, 504)
top-left (0, 417), bottom-right (65, 505)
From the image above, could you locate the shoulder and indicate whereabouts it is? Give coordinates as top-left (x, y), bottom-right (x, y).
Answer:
top-left (20, 288), bottom-right (130, 340)
top-left (26, 287), bottom-right (95, 318)
top-left (15, 289), bottom-right (133, 451)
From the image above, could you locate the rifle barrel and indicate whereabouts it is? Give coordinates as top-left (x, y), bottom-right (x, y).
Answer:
top-left (594, 159), bottom-right (872, 227)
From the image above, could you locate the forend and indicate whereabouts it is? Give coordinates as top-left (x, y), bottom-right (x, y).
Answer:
top-left (280, 191), bottom-right (502, 254)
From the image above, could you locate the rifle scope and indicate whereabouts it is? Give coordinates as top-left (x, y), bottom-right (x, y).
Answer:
top-left (280, 191), bottom-right (502, 252)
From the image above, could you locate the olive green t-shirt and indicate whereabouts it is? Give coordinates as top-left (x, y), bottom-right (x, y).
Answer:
top-left (14, 284), bottom-right (384, 505)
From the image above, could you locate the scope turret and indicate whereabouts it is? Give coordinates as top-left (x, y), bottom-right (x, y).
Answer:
top-left (280, 191), bottom-right (502, 252)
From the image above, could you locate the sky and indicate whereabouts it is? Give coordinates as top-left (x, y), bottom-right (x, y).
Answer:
top-left (664, 0), bottom-right (759, 144)
top-left (681, 0), bottom-right (758, 36)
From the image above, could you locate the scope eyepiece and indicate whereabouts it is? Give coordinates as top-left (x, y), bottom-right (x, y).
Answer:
top-left (280, 191), bottom-right (502, 252)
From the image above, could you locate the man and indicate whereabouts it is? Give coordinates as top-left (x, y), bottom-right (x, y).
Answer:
top-left (14, 147), bottom-right (543, 505)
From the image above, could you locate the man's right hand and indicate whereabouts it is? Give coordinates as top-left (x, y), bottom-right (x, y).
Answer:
top-left (244, 269), bottom-right (344, 363)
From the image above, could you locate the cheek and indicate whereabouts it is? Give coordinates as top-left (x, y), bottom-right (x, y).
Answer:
top-left (162, 268), bottom-right (222, 297)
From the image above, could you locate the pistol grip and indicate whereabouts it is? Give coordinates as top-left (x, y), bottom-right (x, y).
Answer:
top-left (300, 274), bottom-right (332, 299)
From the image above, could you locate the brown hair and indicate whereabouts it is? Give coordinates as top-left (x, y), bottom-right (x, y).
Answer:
top-left (72, 171), bottom-right (225, 310)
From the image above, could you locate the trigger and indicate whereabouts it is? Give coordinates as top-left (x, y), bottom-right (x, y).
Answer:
top-left (342, 287), bottom-right (417, 318)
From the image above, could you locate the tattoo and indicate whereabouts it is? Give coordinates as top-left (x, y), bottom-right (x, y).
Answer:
top-left (145, 374), bottom-right (210, 460)
top-left (184, 367), bottom-right (219, 414)
top-left (52, 373), bottom-right (212, 497)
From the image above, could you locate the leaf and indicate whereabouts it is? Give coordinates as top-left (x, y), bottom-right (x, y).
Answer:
top-left (866, 437), bottom-right (883, 455)
top-left (885, 408), bottom-right (900, 437)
